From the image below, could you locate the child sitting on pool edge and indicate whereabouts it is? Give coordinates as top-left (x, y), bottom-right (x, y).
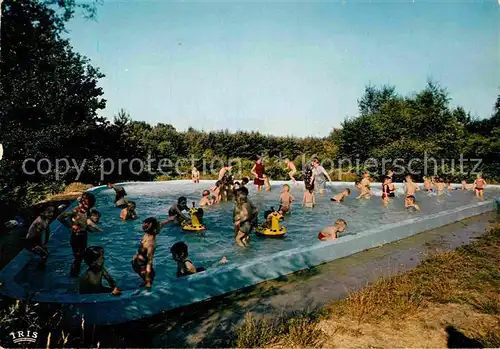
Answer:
top-left (331, 188), bottom-right (350, 202)
top-left (170, 242), bottom-right (227, 278)
top-left (79, 246), bottom-right (121, 295)
top-left (318, 219), bottom-right (347, 241)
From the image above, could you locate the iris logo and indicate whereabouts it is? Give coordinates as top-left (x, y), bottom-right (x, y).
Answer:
top-left (9, 330), bottom-right (38, 345)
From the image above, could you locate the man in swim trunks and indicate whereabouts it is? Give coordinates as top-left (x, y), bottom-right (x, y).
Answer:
top-left (25, 206), bottom-right (55, 264)
top-left (108, 183), bottom-right (128, 208)
top-left (312, 158), bottom-right (332, 195)
top-left (284, 159), bottom-right (297, 184)
top-left (166, 197), bottom-right (191, 225)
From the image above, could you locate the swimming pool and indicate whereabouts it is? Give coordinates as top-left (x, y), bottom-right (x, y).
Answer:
top-left (0, 180), bottom-right (498, 324)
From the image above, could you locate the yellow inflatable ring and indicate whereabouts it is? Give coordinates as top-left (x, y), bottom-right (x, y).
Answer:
top-left (182, 223), bottom-right (205, 232)
top-left (255, 225), bottom-right (287, 238)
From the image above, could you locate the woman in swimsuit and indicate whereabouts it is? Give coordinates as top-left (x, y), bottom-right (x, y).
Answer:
top-left (131, 217), bottom-right (167, 288)
top-left (251, 158), bottom-right (265, 191)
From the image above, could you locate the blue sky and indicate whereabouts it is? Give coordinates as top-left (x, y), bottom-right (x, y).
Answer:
top-left (66, 1), bottom-right (499, 137)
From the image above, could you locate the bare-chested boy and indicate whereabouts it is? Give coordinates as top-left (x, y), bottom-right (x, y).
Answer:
top-left (279, 184), bottom-right (295, 214)
top-left (284, 159), bottom-right (297, 184)
top-left (330, 188), bottom-right (351, 202)
top-left (25, 206), bottom-right (55, 264)
top-left (87, 208), bottom-right (104, 232)
top-left (355, 181), bottom-right (371, 199)
top-left (404, 175), bottom-right (420, 196)
top-left (302, 188), bottom-right (315, 208)
top-left (233, 188), bottom-right (258, 247)
top-left (461, 180), bottom-right (474, 191)
top-left (80, 246), bottom-right (121, 295)
top-left (423, 176), bottom-right (433, 192)
top-left (434, 178), bottom-right (445, 195)
top-left (360, 172), bottom-right (372, 195)
top-left (120, 201), bottom-right (137, 221)
top-left (199, 190), bottom-right (213, 206)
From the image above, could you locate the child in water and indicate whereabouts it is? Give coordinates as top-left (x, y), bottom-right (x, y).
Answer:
top-left (318, 219), bottom-right (347, 241)
top-left (25, 206), bottom-right (55, 264)
top-left (423, 176), bottom-right (433, 192)
top-left (87, 208), bottom-right (104, 232)
top-left (382, 176), bottom-right (391, 203)
top-left (120, 201), bottom-right (137, 221)
top-left (404, 175), bottom-right (420, 196)
top-left (302, 187), bottom-right (315, 208)
top-left (405, 195), bottom-right (420, 211)
top-left (199, 190), bottom-right (213, 206)
top-left (170, 242), bottom-right (227, 278)
top-left (210, 181), bottom-right (222, 204)
top-left (434, 178), bottom-right (445, 195)
top-left (192, 167), bottom-right (200, 183)
top-left (355, 181), bottom-right (371, 199)
top-left (79, 246), bottom-right (121, 295)
top-left (263, 175), bottom-right (271, 192)
top-left (461, 180), bottom-right (474, 191)
top-left (279, 184), bottom-right (295, 214)
top-left (473, 175), bottom-right (487, 198)
top-left (330, 188), bottom-right (351, 202)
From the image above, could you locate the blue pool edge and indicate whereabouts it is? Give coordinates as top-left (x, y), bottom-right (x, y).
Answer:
top-left (0, 180), bottom-right (498, 325)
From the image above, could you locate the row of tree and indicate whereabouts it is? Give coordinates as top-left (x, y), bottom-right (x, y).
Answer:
top-left (1, 0), bottom-right (499, 208)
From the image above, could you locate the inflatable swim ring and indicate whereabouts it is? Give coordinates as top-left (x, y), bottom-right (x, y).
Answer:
top-left (255, 211), bottom-right (286, 238)
top-left (182, 204), bottom-right (206, 232)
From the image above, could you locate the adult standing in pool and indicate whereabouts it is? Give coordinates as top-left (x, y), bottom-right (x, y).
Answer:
top-left (108, 183), bottom-right (127, 208)
top-left (312, 158), bottom-right (332, 195)
top-left (251, 157), bottom-right (265, 191)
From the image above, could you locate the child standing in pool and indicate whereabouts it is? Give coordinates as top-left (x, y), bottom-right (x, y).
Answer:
top-left (170, 242), bottom-right (227, 278)
top-left (210, 181), bottom-right (222, 204)
top-left (25, 206), bottom-right (55, 264)
top-left (131, 217), bottom-right (169, 288)
top-left (302, 187), bottom-right (315, 208)
top-left (355, 181), bottom-right (371, 199)
top-left (120, 201), bottom-right (137, 221)
top-left (404, 175), bottom-right (420, 196)
top-left (192, 167), bottom-right (200, 183)
top-left (318, 219), bottom-right (347, 241)
top-left (423, 176), bottom-right (432, 192)
top-left (434, 178), bottom-right (445, 195)
top-left (263, 175), bottom-right (271, 192)
top-left (79, 246), bottom-right (121, 295)
top-left (87, 208), bottom-right (104, 232)
top-left (473, 175), bottom-right (487, 198)
top-left (58, 192), bottom-right (96, 277)
top-left (360, 172), bottom-right (372, 195)
top-left (382, 176), bottom-right (391, 204)
top-left (330, 188), bottom-right (351, 202)
top-left (199, 190), bottom-right (213, 206)
top-left (279, 184), bottom-right (295, 214)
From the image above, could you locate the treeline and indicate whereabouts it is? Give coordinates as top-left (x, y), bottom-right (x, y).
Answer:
top-left (1, 0), bottom-right (499, 208)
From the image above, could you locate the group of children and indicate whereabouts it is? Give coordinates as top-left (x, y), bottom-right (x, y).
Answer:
top-left (23, 170), bottom-right (488, 295)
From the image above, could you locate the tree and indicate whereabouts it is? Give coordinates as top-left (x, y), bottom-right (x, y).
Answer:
top-left (0, 0), bottom-right (107, 206)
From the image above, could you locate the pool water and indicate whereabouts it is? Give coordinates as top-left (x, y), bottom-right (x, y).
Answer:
top-left (15, 181), bottom-right (497, 294)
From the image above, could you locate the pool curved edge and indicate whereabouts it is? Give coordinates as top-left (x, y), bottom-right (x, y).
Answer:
top-left (0, 181), bottom-right (498, 325)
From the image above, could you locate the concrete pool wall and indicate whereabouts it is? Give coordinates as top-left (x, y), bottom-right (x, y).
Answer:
top-left (0, 181), bottom-right (498, 325)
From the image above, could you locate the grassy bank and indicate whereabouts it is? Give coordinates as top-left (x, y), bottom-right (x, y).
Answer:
top-left (232, 224), bottom-right (500, 348)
